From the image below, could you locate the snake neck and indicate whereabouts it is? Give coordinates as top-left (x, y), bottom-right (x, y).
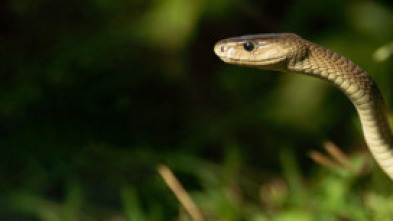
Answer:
top-left (288, 42), bottom-right (393, 178)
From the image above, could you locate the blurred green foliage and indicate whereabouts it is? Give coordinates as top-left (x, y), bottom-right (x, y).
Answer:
top-left (1, 0), bottom-right (393, 220)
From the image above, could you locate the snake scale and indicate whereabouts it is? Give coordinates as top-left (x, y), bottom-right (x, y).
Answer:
top-left (214, 33), bottom-right (393, 180)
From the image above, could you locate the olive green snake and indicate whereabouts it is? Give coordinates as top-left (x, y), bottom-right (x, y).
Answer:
top-left (214, 33), bottom-right (393, 180)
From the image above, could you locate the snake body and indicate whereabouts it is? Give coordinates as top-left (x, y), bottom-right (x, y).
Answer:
top-left (214, 33), bottom-right (393, 180)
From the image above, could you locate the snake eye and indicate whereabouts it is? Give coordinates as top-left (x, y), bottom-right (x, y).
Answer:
top-left (243, 42), bottom-right (254, 52)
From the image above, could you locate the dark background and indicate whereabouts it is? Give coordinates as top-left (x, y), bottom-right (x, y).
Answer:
top-left (1, 0), bottom-right (393, 220)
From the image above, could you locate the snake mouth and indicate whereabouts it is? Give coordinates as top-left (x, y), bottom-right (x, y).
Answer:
top-left (226, 56), bottom-right (284, 62)
top-left (219, 56), bottom-right (286, 66)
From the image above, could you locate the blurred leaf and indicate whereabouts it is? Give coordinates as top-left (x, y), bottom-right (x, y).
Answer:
top-left (373, 41), bottom-right (393, 62)
top-left (347, 2), bottom-right (393, 40)
top-left (8, 192), bottom-right (60, 221)
top-left (280, 149), bottom-right (306, 206)
top-left (274, 210), bottom-right (313, 221)
top-left (61, 182), bottom-right (82, 221)
top-left (135, 0), bottom-right (204, 50)
top-left (121, 185), bottom-right (147, 221)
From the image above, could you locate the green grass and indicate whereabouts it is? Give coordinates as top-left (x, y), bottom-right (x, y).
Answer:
top-left (2, 145), bottom-right (393, 221)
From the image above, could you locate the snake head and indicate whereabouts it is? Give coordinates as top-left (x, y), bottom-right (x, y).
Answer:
top-left (214, 33), bottom-right (308, 70)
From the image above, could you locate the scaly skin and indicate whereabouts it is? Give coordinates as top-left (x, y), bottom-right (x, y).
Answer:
top-left (214, 33), bottom-right (393, 180)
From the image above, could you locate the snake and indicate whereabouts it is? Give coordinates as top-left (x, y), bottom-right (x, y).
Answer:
top-left (214, 33), bottom-right (393, 180)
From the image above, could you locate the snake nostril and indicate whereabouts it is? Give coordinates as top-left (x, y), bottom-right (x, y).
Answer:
top-left (244, 42), bottom-right (255, 52)
top-left (220, 45), bottom-right (225, 53)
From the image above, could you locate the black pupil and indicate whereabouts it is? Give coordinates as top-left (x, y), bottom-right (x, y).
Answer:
top-left (244, 42), bottom-right (254, 52)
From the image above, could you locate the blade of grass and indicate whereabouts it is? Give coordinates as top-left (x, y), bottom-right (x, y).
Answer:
top-left (280, 148), bottom-right (306, 205)
top-left (121, 185), bottom-right (146, 221)
top-left (324, 141), bottom-right (355, 172)
top-left (157, 164), bottom-right (204, 221)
